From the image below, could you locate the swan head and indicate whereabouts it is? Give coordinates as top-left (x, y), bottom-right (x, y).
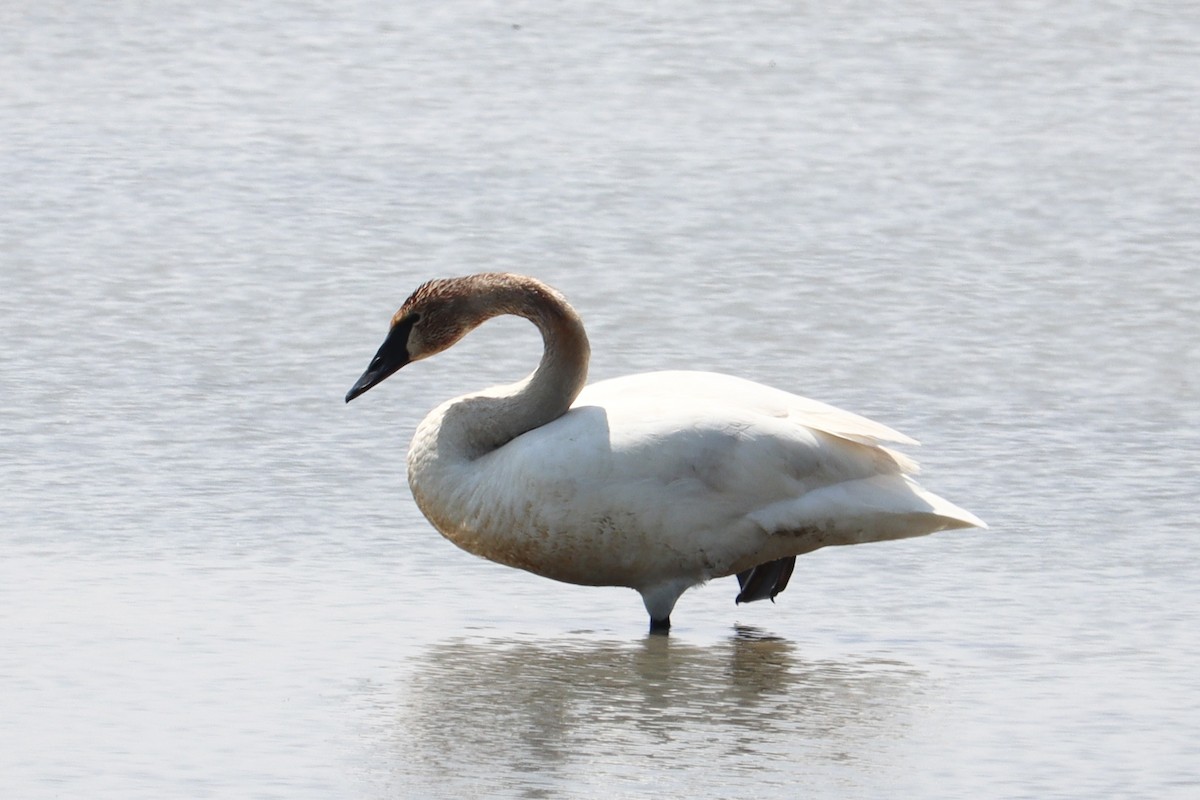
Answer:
top-left (345, 278), bottom-right (483, 403)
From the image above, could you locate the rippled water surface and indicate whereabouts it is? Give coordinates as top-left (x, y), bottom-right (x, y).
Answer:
top-left (3, 1), bottom-right (1199, 797)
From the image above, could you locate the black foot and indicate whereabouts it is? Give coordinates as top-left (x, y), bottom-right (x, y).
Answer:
top-left (735, 556), bottom-right (796, 604)
top-left (649, 615), bottom-right (671, 635)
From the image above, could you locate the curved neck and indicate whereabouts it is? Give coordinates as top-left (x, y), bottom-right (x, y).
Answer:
top-left (434, 275), bottom-right (590, 459)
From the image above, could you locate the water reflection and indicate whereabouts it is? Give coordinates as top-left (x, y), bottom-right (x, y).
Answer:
top-left (357, 627), bottom-right (925, 797)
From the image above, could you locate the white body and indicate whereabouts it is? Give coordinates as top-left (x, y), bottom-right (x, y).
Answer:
top-left (407, 369), bottom-right (984, 620)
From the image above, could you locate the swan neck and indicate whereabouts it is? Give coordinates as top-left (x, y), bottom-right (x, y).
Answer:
top-left (446, 276), bottom-right (590, 457)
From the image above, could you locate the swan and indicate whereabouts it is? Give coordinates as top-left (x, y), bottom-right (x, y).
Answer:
top-left (346, 273), bottom-right (985, 633)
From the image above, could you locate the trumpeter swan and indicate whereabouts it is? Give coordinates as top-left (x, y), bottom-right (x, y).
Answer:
top-left (346, 273), bottom-right (985, 632)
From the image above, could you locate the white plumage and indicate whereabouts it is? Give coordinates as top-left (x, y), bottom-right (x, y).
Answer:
top-left (347, 273), bottom-right (985, 632)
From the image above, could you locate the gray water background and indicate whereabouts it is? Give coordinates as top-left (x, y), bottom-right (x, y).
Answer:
top-left (2, 1), bottom-right (1198, 797)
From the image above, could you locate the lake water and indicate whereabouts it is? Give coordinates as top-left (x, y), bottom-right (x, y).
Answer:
top-left (3, 1), bottom-right (1198, 797)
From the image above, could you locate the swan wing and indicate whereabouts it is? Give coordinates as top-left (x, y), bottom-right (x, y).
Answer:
top-left (575, 372), bottom-right (985, 536)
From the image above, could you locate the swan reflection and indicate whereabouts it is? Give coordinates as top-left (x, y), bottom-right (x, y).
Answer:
top-left (356, 628), bottom-right (925, 797)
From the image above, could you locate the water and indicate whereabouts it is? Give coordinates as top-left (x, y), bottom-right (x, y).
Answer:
top-left (3, 1), bottom-right (1198, 797)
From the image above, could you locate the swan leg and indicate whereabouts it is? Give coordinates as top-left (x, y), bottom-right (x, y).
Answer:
top-left (735, 557), bottom-right (797, 604)
top-left (640, 579), bottom-right (691, 634)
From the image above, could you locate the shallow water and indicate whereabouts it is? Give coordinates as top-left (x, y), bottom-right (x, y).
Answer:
top-left (3, 1), bottom-right (1199, 797)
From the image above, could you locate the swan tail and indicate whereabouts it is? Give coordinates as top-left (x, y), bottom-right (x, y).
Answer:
top-left (735, 556), bottom-right (797, 604)
top-left (749, 475), bottom-right (987, 546)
